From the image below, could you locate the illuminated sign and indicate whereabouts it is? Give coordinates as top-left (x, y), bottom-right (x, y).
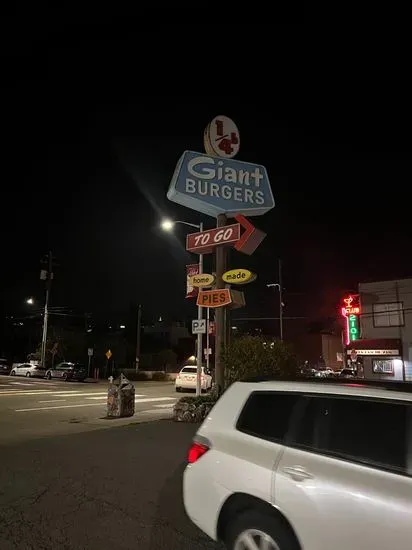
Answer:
top-left (189, 274), bottom-right (215, 288)
top-left (341, 294), bottom-right (361, 345)
top-left (197, 289), bottom-right (232, 308)
top-left (222, 268), bottom-right (257, 285)
top-left (347, 349), bottom-right (400, 356)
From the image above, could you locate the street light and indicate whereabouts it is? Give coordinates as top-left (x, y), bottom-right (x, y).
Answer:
top-left (26, 297), bottom-right (34, 305)
top-left (161, 219), bottom-right (201, 231)
top-left (161, 218), bottom-right (204, 396)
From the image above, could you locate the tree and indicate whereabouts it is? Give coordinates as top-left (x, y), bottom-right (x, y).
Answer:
top-left (223, 336), bottom-right (297, 387)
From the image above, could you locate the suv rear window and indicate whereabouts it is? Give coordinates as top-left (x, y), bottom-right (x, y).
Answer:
top-left (237, 391), bottom-right (300, 443)
top-left (181, 367), bottom-right (197, 374)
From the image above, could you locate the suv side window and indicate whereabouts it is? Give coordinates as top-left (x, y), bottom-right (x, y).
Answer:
top-left (320, 397), bottom-right (410, 475)
top-left (237, 392), bottom-right (301, 443)
top-left (288, 396), bottom-right (319, 449)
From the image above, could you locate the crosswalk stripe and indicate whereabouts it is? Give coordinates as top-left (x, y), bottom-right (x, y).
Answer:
top-left (38, 400), bottom-right (67, 403)
top-left (15, 396), bottom-right (177, 412)
top-left (51, 392), bottom-right (110, 398)
top-left (0, 391), bottom-right (53, 396)
top-left (86, 394), bottom-right (145, 400)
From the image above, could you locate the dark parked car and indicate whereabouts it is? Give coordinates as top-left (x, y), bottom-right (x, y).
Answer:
top-left (0, 358), bottom-right (12, 375)
top-left (45, 362), bottom-right (87, 381)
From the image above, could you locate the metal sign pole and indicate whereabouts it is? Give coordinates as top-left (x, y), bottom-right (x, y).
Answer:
top-left (206, 307), bottom-right (210, 373)
top-left (196, 222), bottom-right (204, 396)
top-left (214, 214), bottom-right (227, 395)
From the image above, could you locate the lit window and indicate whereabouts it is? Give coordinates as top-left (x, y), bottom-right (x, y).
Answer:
top-left (373, 359), bottom-right (394, 374)
top-left (373, 302), bottom-right (404, 327)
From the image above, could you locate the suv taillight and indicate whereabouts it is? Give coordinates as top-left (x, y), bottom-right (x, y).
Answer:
top-left (188, 442), bottom-right (209, 464)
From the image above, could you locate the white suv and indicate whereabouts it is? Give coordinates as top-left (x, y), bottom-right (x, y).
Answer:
top-left (183, 378), bottom-right (412, 549)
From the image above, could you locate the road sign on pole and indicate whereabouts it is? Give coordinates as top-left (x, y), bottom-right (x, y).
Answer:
top-left (192, 319), bottom-right (207, 334)
top-left (197, 289), bottom-right (232, 308)
top-left (234, 214), bottom-right (267, 255)
top-left (186, 224), bottom-right (241, 253)
top-left (186, 215), bottom-right (266, 256)
top-left (167, 151), bottom-right (274, 218)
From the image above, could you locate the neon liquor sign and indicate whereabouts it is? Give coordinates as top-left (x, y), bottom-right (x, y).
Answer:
top-left (341, 294), bottom-right (361, 345)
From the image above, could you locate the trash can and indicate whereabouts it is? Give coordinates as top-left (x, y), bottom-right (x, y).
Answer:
top-left (107, 373), bottom-right (135, 418)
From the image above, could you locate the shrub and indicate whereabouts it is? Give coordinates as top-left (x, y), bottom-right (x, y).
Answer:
top-left (173, 393), bottom-right (218, 423)
top-left (177, 394), bottom-right (217, 405)
top-left (223, 335), bottom-right (298, 387)
top-left (152, 371), bottom-right (167, 381)
top-left (123, 371), bottom-right (149, 381)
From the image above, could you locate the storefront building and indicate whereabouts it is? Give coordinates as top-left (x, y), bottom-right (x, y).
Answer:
top-left (345, 338), bottom-right (404, 380)
top-left (348, 278), bottom-right (412, 381)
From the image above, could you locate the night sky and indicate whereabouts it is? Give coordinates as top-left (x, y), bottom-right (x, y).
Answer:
top-left (1, 23), bottom-right (410, 328)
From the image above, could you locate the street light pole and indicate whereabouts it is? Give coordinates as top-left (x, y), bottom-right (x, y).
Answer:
top-left (160, 218), bottom-right (204, 396)
top-left (267, 260), bottom-right (284, 341)
top-left (278, 259), bottom-right (283, 341)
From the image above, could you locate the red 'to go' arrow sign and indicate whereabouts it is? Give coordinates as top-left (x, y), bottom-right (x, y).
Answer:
top-left (233, 214), bottom-right (266, 256)
top-left (186, 224), bottom-right (241, 254)
top-left (186, 214), bottom-right (266, 256)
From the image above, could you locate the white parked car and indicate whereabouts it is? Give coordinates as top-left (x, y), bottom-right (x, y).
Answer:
top-left (183, 378), bottom-right (412, 550)
top-left (175, 365), bottom-right (212, 392)
top-left (10, 362), bottom-right (45, 378)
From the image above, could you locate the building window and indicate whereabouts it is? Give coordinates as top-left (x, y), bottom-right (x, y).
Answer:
top-left (373, 359), bottom-right (394, 374)
top-left (373, 302), bottom-right (404, 327)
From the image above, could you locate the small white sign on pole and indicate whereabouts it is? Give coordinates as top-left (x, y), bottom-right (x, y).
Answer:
top-left (192, 319), bottom-right (206, 334)
top-left (88, 348), bottom-right (94, 357)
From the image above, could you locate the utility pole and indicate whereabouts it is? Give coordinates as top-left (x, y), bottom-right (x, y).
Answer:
top-left (267, 259), bottom-right (284, 341)
top-left (135, 304), bottom-right (142, 372)
top-left (195, 222), bottom-right (204, 396)
top-left (40, 251), bottom-right (55, 368)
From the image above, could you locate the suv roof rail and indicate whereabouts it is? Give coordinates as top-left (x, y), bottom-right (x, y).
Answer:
top-left (239, 375), bottom-right (412, 393)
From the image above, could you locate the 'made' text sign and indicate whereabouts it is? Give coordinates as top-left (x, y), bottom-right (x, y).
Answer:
top-left (222, 268), bottom-right (256, 285)
top-left (167, 151), bottom-right (274, 218)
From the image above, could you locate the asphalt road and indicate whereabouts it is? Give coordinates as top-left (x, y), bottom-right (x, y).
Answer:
top-left (0, 376), bottom-right (178, 445)
top-left (0, 419), bottom-right (222, 549)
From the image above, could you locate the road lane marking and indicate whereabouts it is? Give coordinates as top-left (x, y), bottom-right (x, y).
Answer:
top-left (0, 391), bottom-right (54, 396)
top-left (51, 392), bottom-right (111, 398)
top-left (0, 389), bottom-right (85, 396)
top-left (39, 400), bottom-right (67, 403)
top-left (86, 394), bottom-right (146, 400)
top-left (10, 382), bottom-right (39, 386)
top-left (15, 396), bottom-right (177, 412)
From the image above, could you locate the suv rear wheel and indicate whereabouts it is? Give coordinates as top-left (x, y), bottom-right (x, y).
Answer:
top-left (225, 510), bottom-right (299, 550)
